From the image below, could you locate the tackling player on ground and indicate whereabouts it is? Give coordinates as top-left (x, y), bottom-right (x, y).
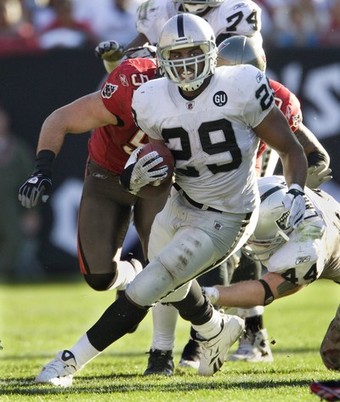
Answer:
top-left (203, 175), bottom-right (340, 364)
top-left (216, 34), bottom-right (332, 364)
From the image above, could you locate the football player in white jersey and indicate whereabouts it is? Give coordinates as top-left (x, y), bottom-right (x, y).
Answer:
top-left (130, 12), bottom-right (306, 371)
top-left (135, 0), bottom-right (262, 46)
top-left (94, 0), bottom-right (264, 374)
top-left (34, 14), bottom-right (307, 386)
top-left (95, 0), bottom-right (263, 72)
top-left (203, 175), bottom-right (340, 366)
top-left (143, 34), bottom-right (332, 374)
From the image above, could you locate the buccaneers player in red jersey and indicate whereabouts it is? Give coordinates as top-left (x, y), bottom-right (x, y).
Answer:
top-left (18, 49), bottom-right (171, 294)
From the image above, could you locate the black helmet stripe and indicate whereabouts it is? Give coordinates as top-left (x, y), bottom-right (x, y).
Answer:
top-left (260, 185), bottom-right (285, 203)
top-left (177, 14), bottom-right (185, 37)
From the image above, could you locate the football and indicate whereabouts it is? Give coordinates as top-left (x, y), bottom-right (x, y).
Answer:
top-left (136, 142), bottom-right (175, 199)
top-left (137, 142), bottom-right (175, 183)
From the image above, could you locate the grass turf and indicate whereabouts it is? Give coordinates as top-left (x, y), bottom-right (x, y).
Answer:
top-left (0, 278), bottom-right (339, 401)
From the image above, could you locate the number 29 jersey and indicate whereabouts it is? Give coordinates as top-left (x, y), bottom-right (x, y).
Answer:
top-left (132, 65), bottom-right (274, 214)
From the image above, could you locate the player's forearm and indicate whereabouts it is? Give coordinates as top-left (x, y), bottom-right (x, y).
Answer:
top-left (279, 148), bottom-right (307, 189)
top-left (214, 282), bottom-right (266, 308)
top-left (37, 111), bottom-right (68, 155)
top-left (206, 273), bottom-right (302, 308)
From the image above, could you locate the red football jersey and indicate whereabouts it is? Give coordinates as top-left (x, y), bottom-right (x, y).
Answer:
top-left (257, 78), bottom-right (303, 159)
top-left (88, 58), bottom-right (158, 173)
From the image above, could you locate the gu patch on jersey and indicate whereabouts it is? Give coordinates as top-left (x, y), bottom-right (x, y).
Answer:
top-left (101, 83), bottom-right (118, 99)
top-left (213, 91), bottom-right (228, 107)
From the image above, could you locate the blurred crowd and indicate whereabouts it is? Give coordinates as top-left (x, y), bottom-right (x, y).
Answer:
top-left (0, 0), bottom-right (339, 56)
top-left (259, 0), bottom-right (340, 47)
top-left (0, 0), bottom-right (143, 55)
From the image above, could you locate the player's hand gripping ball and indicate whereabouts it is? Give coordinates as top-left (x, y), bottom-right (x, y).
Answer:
top-left (120, 142), bottom-right (175, 198)
top-left (136, 142), bottom-right (175, 198)
top-left (137, 142), bottom-right (175, 184)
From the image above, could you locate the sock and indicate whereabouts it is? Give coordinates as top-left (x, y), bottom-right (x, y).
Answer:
top-left (70, 334), bottom-right (101, 367)
top-left (245, 315), bottom-right (264, 333)
top-left (192, 308), bottom-right (222, 340)
top-left (151, 303), bottom-right (178, 351)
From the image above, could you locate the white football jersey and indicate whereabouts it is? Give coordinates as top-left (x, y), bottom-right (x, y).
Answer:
top-left (136, 0), bottom-right (262, 45)
top-left (132, 65), bottom-right (274, 213)
top-left (262, 179), bottom-right (340, 285)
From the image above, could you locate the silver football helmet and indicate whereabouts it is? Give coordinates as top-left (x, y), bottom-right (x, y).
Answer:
top-left (243, 177), bottom-right (293, 262)
top-left (174, 0), bottom-right (224, 14)
top-left (157, 13), bottom-right (217, 91)
top-left (217, 35), bottom-right (267, 72)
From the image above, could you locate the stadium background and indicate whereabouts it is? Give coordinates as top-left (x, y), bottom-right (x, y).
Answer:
top-left (1, 47), bottom-right (339, 274)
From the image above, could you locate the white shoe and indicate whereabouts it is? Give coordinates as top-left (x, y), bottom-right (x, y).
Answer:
top-left (228, 328), bottom-right (273, 362)
top-left (198, 314), bottom-right (245, 376)
top-left (35, 350), bottom-right (81, 387)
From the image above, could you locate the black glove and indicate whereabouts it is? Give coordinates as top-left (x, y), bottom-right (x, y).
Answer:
top-left (18, 150), bottom-right (55, 208)
top-left (94, 40), bottom-right (124, 62)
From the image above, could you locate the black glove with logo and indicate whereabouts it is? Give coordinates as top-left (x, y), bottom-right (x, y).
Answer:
top-left (18, 150), bottom-right (55, 208)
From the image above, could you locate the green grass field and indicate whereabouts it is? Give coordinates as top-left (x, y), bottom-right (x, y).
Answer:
top-left (0, 278), bottom-right (339, 401)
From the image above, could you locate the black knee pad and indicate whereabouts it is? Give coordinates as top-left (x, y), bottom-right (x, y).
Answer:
top-left (84, 273), bottom-right (117, 291)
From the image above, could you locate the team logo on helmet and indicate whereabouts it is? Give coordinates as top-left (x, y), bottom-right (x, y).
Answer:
top-left (101, 83), bottom-right (118, 99)
top-left (213, 91), bottom-right (228, 106)
top-left (276, 211), bottom-right (290, 231)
